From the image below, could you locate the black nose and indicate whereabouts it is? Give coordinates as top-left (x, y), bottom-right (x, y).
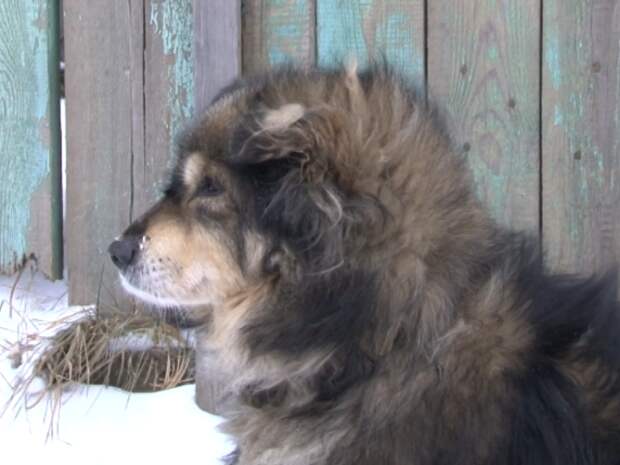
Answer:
top-left (108, 236), bottom-right (140, 270)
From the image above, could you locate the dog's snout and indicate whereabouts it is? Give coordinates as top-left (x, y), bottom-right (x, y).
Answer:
top-left (108, 236), bottom-right (140, 270)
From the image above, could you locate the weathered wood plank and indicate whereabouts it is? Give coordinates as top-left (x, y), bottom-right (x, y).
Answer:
top-left (140, 0), bottom-right (196, 213)
top-left (317, 0), bottom-right (425, 86)
top-left (0, 0), bottom-right (62, 278)
top-left (142, 0), bottom-right (242, 208)
top-left (428, 0), bottom-right (540, 231)
top-left (64, 0), bottom-right (144, 306)
top-left (542, 0), bottom-right (620, 276)
top-left (242, 0), bottom-right (316, 74)
top-left (194, 0), bottom-right (241, 110)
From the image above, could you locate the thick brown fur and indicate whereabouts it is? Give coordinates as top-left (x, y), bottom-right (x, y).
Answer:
top-left (109, 64), bottom-right (620, 465)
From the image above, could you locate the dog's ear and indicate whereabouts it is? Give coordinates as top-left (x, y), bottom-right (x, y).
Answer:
top-left (230, 103), bottom-right (307, 163)
top-left (230, 104), bottom-right (346, 273)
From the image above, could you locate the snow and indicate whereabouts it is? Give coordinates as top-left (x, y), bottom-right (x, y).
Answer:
top-left (0, 271), bottom-right (234, 464)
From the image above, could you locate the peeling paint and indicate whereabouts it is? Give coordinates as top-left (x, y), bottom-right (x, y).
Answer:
top-left (376, 12), bottom-right (424, 82)
top-left (545, 34), bottom-right (562, 90)
top-left (265, 0), bottom-right (312, 66)
top-left (0, 0), bottom-right (53, 272)
top-left (542, 0), bottom-right (620, 272)
top-left (317, 0), bottom-right (425, 86)
top-left (149, 0), bottom-right (195, 156)
top-left (553, 105), bottom-right (563, 126)
top-left (318, 0), bottom-right (370, 68)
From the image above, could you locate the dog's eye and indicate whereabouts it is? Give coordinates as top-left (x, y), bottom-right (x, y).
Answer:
top-left (195, 176), bottom-right (223, 197)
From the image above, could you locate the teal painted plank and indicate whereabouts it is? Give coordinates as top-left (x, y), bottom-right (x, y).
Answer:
top-left (0, 0), bottom-right (61, 277)
top-left (317, 0), bottom-right (425, 87)
top-left (149, 0), bottom-right (195, 155)
top-left (428, 0), bottom-right (540, 231)
top-left (145, 0), bottom-right (195, 202)
top-left (243, 0), bottom-right (315, 73)
top-left (542, 0), bottom-right (620, 275)
top-left (140, 0), bottom-right (199, 208)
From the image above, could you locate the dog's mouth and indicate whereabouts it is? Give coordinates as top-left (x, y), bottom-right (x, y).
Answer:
top-left (119, 274), bottom-right (183, 307)
top-left (119, 275), bottom-right (211, 329)
top-left (119, 273), bottom-right (215, 308)
top-left (109, 237), bottom-right (219, 329)
top-left (108, 236), bottom-right (206, 307)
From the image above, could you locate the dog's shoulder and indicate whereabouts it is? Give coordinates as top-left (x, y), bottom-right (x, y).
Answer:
top-left (432, 232), bottom-right (620, 464)
top-left (502, 234), bottom-right (620, 463)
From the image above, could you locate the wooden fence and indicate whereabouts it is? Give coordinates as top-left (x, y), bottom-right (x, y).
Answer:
top-left (0, 0), bottom-right (618, 306)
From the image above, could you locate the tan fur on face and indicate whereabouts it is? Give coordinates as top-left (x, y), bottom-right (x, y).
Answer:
top-left (121, 211), bottom-right (245, 311)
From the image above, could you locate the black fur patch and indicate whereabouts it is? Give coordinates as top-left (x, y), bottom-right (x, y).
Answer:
top-left (510, 239), bottom-right (620, 362)
top-left (243, 269), bottom-right (378, 356)
top-left (508, 361), bottom-right (594, 465)
top-left (497, 238), bottom-right (620, 464)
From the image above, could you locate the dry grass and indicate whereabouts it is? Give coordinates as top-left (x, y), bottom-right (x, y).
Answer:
top-left (0, 262), bottom-right (197, 438)
top-left (33, 312), bottom-right (195, 392)
top-left (3, 305), bottom-right (196, 438)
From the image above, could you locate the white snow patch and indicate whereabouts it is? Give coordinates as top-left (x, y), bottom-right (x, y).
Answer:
top-left (0, 271), bottom-right (234, 464)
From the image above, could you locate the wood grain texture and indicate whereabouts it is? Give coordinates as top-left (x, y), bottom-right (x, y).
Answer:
top-left (242, 0), bottom-right (315, 73)
top-left (542, 0), bottom-right (620, 276)
top-left (143, 0), bottom-right (242, 208)
top-left (140, 0), bottom-right (195, 214)
top-left (64, 0), bottom-right (144, 306)
top-left (0, 0), bottom-right (61, 277)
top-left (428, 0), bottom-right (540, 231)
top-left (317, 0), bottom-right (425, 86)
top-left (194, 0), bottom-right (241, 110)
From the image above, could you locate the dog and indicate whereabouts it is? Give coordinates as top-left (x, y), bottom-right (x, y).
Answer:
top-left (108, 64), bottom-right (620, 464)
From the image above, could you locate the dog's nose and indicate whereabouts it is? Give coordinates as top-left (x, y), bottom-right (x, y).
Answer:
top-left (108, 236), bottom-right (140, 270)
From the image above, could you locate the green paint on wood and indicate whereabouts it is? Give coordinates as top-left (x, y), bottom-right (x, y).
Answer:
top-left (428, 0), bottom-right (540, 231)
top-left (149, 0), bottom-right (195, 158)
top-left (265, 0), bottom-right (311, 65)
top-left (0, 0), bottom-right (60, 275)
top-left (546, 36), bottom-right (562, 90)
top-left (317, 0), bottom-right (425, 86)
top-left (543, 3), bottom-right (599, 254)
top-left (242, 0), bottom-right (315, 73)
top-left (542, 0), bottom-right (620, 274)
top-left (318, 0), bottom-right (370, 66)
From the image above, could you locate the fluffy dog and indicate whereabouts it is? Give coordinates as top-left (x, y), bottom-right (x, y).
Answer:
top-left (109, 64), bottom-right (620, 464)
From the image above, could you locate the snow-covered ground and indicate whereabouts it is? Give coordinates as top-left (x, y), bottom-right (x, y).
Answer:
top-left (0, 271), bottom-right (234, 464)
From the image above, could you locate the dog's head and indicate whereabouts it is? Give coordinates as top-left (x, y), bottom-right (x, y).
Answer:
top-left (108, 65), bottom-right (482, 359)
top-left (108, 67), bottom-right (389, 329)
